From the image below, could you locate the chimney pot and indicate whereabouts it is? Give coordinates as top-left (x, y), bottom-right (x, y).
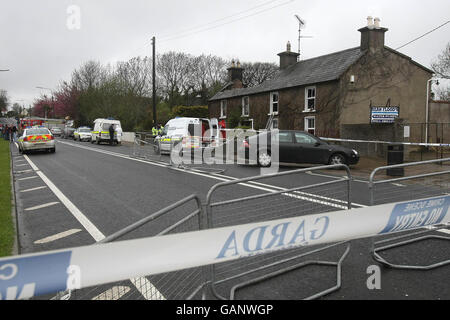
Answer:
top-left (374, 17), bottom-right (380, 28)
top-left (367, 16), bottom-right (374, 28)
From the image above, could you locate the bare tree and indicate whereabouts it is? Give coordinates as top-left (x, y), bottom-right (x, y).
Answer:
top-left (71, 60), bottom-right (109, 91)
top-left (242, 62), bottom-right (278, 87)
top-left (431, 42), bottom-right (450, 79)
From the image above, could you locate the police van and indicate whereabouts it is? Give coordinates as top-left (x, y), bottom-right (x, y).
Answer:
top-left (156, 117), bottom-right (219, 154)
top-left (91, 118), bottom-right (122, 145)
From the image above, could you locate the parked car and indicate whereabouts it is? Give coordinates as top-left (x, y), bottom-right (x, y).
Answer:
top-left (50, 127), bottom-right (62, 136)
top-left (74, 127), bottom-right (92, 142)
top-left (241, 130), bottom-right (359, 167)
top-left (18, 127), bottom-right (55, 154)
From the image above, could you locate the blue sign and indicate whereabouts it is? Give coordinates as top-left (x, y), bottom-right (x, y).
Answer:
top-left (380, 196), bottom-right (450, 234)
top-left (0, 251), bottom-right (72, 300)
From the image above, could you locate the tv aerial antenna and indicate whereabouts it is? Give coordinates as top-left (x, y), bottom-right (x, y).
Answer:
top-left (294, 15), bottom-right (313, 61)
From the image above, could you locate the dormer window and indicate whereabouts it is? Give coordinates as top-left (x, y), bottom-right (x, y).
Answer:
top-left (305, 86), bottom-right (316, 112)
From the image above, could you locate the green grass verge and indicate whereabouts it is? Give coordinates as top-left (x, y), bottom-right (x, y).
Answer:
top-left (0, 140), bottom-right (15, 257)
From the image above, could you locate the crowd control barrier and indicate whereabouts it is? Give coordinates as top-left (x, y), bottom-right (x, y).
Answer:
top-left (368, 158), bottom-right (450, 271)
top-left (53, 195), bottom-right (205, 300)
top-left (204, 164), bottom-right (353, 300)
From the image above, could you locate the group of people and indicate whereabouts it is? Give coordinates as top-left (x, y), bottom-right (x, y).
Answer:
top-left (0, 125), bottom-right (18, 142)
top-left (152, 124), bottom-right (164, 137)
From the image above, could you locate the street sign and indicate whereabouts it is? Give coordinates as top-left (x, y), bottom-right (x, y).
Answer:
top-left (370, 106), bottom-right (399, 123)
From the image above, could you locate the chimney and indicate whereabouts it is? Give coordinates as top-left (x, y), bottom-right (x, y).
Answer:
top-left (278, 41), bottom-right (299, 69)
top-left (227, 59), bottom-right (244, 89)
top-left (358, 17), bottom-right (388, 53)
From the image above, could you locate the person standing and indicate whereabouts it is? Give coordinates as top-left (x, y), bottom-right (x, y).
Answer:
top-left (11, 125), bottom-right (17, 142)
top-left (109, 124), bottom-right (115, 145)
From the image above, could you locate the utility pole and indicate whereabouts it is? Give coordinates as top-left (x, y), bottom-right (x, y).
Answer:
top-left (152, 36), bottom-right (157, 127)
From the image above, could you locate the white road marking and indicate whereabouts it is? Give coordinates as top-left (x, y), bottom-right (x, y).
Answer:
top-left (34, 229), bottom-right (82, 244)
top-left (25, 201), bottom-right (59, 211)
top-left (306, 170), bottom-right (369, 183)
top-left (15, 169), bottom-right (34, 174)
top-left (16, 164), bottom-right (29, 167)
top-left (92, 286), bottom-right (131, 300)
top-left (391, 183), bottom-right (405, 187)
top-left (18, 176), bottom-right (38, 181)
top-left (22, 153), bottom-right (165, 300)
top-left (21, 186), bottom-right (48, 193)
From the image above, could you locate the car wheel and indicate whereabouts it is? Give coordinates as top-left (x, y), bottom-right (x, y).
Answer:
top-left (258, 150), bottom-right (272, 167)
top-left (51, 148), bottom-right (56, 153)
top-left (329, 154), bottom-right (347, 166)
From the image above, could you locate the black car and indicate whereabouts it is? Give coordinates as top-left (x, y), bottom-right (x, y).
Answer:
top-left (241, 130), bottom-right (359, 167)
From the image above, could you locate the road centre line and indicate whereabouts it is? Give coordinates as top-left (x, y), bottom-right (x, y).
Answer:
top-left (21, 153), bottom-right (165, 300)
top-left (34, 229), bottom-right (82, 244)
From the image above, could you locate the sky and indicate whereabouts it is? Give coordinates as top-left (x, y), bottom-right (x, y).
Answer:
top-left (0, 0), bottom-right (449, 108)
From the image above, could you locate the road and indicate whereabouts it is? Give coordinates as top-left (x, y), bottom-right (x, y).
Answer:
top-left (10, 138), bottom-right (450, 300)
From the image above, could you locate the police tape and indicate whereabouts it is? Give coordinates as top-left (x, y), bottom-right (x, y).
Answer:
top-left (319, 137), bottom-right (450, 148)
top-left (1, 195), bottom-right (449, 300)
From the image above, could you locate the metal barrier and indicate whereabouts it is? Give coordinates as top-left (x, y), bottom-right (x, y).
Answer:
top-left (204, 164), bottom-right (353, 300)
top-left (369, 158), bottom-right (450, 270)
top-left (52, 194), bottom-right (205, 300)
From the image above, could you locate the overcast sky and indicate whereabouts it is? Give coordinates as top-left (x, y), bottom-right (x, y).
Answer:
top-left (1, 0), bottom-right (449, 108)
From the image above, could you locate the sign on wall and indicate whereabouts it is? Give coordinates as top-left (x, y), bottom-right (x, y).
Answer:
top-left (370, 106), bottom-right (399, 123)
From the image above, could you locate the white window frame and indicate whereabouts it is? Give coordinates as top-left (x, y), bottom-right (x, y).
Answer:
top-left (304, 86), bottom-right (316, 112)
top-left (270, 92), bottom-right (279, 115)
top-left (271, 118), bottom-right (279, 129)
top-left (242, 96), bottom-right (250, 117)
top-left (304, 116), bottom-right (315, 135)
top-left (220, 100), bottom-right (227, 119)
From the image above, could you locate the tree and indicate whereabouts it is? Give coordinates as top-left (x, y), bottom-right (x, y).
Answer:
top-left (431, 43), bottom-right (450, 79)
top-left (0, 90), bottom-right (9, 114)
top-left (242, 62), bottom-right (278, 87)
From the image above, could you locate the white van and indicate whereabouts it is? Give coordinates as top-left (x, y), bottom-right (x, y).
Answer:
top-left (157, 117), bottom-right (218, 154)
top-left (91, 118), bottom-right (122, 145)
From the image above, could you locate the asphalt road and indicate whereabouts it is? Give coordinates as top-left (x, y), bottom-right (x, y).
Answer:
top-left (10, 138), bottom-right (450, 300)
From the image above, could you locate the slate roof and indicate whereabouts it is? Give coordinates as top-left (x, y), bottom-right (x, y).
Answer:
top-left (210, 47), bottom-right (365, 101)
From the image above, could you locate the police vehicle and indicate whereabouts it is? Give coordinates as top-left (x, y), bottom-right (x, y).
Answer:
top-left (18, 127), bottom-right (55, 154)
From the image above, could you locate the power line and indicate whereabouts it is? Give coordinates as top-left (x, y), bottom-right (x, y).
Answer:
top-left (395, 20), bottom-right (450, 50)
top-left (159, 0), bottom-right (296, 43)
top-left (125, 0), bottom-right (287, 58)
top-left (158, 0), bottom-right (281, 39)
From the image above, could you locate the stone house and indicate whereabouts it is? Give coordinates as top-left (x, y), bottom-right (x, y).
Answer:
top-left (208, 18), bottom-right (434, 143)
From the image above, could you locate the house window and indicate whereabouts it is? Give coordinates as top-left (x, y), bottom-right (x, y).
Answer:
top-left (220, 100), bottom-right (227, 118)
top-left (304, 116), bottom-right (315, 135)
top-left (271, 118), bottom-right (279, 129)
top-left (242, 96), bottom-right (250, 117)
top-left (305, 86), bottom-right (316, 111)
top-left (270, 92), bottom-right (279, 115)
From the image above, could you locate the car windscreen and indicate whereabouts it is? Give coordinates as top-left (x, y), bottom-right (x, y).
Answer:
top-left (79, 128), bottom-right (91, 132)
top-left (26, 129), bottom-right (50, 135)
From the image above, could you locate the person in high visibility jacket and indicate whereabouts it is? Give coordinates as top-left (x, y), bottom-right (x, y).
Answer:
top-left (157, 124), bottom-right (163, 135)
top-left (152, 126), bottom-right (158, 136)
